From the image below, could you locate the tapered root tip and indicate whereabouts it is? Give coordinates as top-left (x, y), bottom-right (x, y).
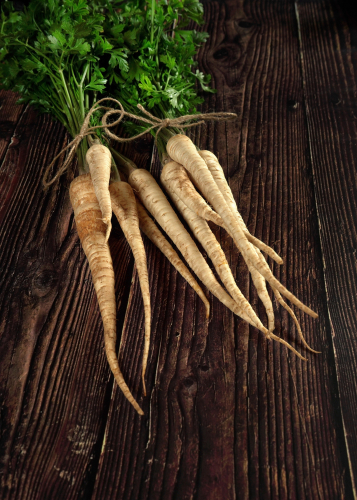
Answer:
top-left (129, 398), bottom-right (144, 415)
top-left (270, 332), bottom-right (308, 361)
top-left (205, 306), bottom-right (210, 319)
top-left (142, 374), bottom-right (147, 397)
top-left (131, 396), bottom-right (144, 415)
top-left (309, 348), bottom-right (321, 354)
top-left (104, 219), bottom-right (112, 243)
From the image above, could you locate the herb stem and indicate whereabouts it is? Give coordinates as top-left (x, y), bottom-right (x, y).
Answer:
top-left (110, 147), bottom-right (137, 178)
top-left (150, 0), bottom-right (155, 45)
top-left (58, 69), bottom-right (72, 109)
top-left (78, 64), bottom-right (89, 121)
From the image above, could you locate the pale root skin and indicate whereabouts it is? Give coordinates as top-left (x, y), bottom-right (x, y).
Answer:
top-left (222, 219), bottom-right (276, 331)
top-left (198, 150), bottom-right (283, 265)
top-left (256, 249), bottom-right (318, 353)
top-left (109, 182), bottom-right (151, 396)
top-left (162, 156), bottom-right (276, 331)
top-left (273, 289), bottom-right (320, 354)
top-left (135, 198), bottom-right (210, 318)
top-left (248, 258), bottom-right (275, 332)
top-left (160, 173), bottom-right (266, 332)
top-left (163, 153), bottom-right (278, 329)
top-left (128, 169), bottom-right (280, 340)
top-left (199, 148), bottom-right (317, 352)
top-left (70, 174), bottom-right (143, 415)
top-left (167, 135), bottom-right (318, 320)
top-left (222, 221), bottom-right (276, 331)
top-left (86, 144), bottom-right (112, 242)
top-left (161, 161), bottom-right (222, 225)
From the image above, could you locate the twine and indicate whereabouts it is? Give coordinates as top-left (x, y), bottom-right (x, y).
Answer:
top-left (102, 103), bottom-right (237, 147)
top-left (43, 97), bottom-right (237, 188)
top-left (43, 98), bottom-right (125, 188)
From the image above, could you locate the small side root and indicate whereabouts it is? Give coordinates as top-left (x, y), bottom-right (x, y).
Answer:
top-left (273, 288), bottom-right (320, 354)
top-left (269, 332), bottom-right (307, 361)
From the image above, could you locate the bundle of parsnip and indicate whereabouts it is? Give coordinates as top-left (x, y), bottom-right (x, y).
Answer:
top-left (0, 0), bottom-right (318, 416)
top-left (102, 0), bottom-right (318, 351)
top-left (106, 117), bottom-right (318, 356)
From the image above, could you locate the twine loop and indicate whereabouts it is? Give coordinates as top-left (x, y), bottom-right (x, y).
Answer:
top-left (102, 104), bottom-right (237, 147)
top-left (43, 97), bottom-right (237, 188)
top-left (43, 98), bottom-right (125, 188)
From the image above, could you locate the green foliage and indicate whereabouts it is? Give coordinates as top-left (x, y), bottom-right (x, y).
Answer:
top-left (0, 0), bottom-right (128, 138)
top-left (101, 0), bottom-right (215, 121)
top-left (0, 0), bottom-right (214, 164)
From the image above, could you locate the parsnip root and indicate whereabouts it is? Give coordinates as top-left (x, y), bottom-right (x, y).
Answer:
top-left (70, 174), bottom-right (143, 415)
top-left (136, 198), bottom-right (210, 318)
top-left (167, 135), bottom-right (317, 319)
top-left (86, 144), bottom-right (112, 242)
top-left (110, 181), bottom-right (151, 395)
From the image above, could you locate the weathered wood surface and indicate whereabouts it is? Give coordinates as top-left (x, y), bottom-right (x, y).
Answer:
top-left (0, 0), bottom-right (356, 498)
top-left (295, 0), bottom-right (357, 494)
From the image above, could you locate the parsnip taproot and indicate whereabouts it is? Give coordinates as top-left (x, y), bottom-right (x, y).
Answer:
top-left (167, 135), bottom-right (317, 319)
top-left (201, 148), bottom-right (318, 351)
top-left (70, 174), bottom-right (143, 415)
top-left (198, 150), bottom-right (283, 265)
top-left (109, 181), bottom-right (151, 395)
top-left (135, 198), bottom-right (210, 318)
top-left (161, 161), bottom-right (222, 226)
top-left (86, 144), bottom-right (112, 242)
top-left (128, 169), bottom-right (259, 326)
top-left (248, 258), bottom-right (275, 332)
top-left (161, 172), bottom-right (263, 329)
top-left (127, 168), bottom-right (311, 364)
top-left (163, 154), bottom-right (282, 265)
top-left (273, 289), bottom-right (320, 354)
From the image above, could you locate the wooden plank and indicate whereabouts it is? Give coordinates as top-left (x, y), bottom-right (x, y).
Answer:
top-left (0, 90), bottom-right (24, 165)
top-left (295, 0), bottom-right (357, 495)
top-left (0, 105), bottom-right (137, 499)
top-left (0, 90), bottom-right (25, 223)
top-left (92, 1), bottom-right (351, 499)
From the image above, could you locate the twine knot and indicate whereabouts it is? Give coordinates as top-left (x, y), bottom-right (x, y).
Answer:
top-left (43, 98), bottom-right (125, 188)
top-left (102, 102), bottom-right (237, 147)
top-left (43, 98), bottom-right (237, 188)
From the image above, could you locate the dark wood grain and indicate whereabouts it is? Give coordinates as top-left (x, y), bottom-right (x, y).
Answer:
top-left (0, 106), bottom-right (136, 499)
top-left (0, 0), bottom-right (355, 499)
top-left (295, 0), bottom-right (357, 495)
top-left (91, 1), bottom-right (351, 499)
top-left (0, 91), bottom-right (25, 223)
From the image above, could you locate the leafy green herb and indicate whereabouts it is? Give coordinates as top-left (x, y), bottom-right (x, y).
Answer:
top-left (0, 0), bottom-right (214, 169)
top-left (100, 1), bottom-right (214, 111)
top-left (0, 0), bottom-right (129, 170)
top-left (99, 0), bottom-right (215, 157)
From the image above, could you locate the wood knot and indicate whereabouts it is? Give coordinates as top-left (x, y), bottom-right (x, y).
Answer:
top-left (31, 267), bottom-right (59, 297)
top-left (238, 20), bottom-right (255, 29)
top-left (287, 99), bottom-right (299, 110)
top-left (183, 377), bottom-right (195, 389)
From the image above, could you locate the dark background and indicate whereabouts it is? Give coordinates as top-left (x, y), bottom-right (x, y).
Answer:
top-left (1, 0), bottom-right (357, 498)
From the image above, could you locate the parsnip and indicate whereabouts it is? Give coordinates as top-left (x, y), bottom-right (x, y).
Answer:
top-left (136, 198), bottom-right (210, 318)
top-left (199, 150), bottom-right (283, 264)
top-left (110, 181), bottom-right (151, 395)
top-left (86, 144), bottom-right (112, 242)
top-left (70, 174), bottom-right (143, 415)
top-left (128, 168), bottom-right (307, 360)
top-left (167, 135), bottom-right (317, 319)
